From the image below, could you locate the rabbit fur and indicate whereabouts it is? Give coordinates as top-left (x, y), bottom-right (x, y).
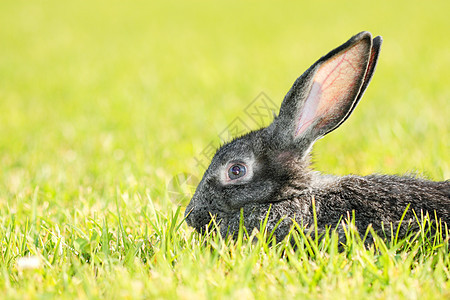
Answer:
top-left (184, 31), bottom-right (450, 241)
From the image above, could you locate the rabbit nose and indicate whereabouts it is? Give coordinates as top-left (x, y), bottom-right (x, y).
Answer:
top-left (184, 202), bottom-right (212, 232)
top-left (184, 201), bottom-right (195, 226)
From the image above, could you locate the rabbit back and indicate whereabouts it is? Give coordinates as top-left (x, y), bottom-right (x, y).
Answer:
top-left (311, 174), bottom-right (450, 235)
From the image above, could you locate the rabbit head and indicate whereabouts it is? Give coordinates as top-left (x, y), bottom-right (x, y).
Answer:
top-left (185, 31), bottom-right (382, 239)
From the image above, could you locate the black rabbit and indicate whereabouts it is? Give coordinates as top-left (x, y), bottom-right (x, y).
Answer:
top-left (184, 31), bottom-right (450, 241)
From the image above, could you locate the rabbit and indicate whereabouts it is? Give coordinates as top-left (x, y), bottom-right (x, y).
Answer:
top-left (184, 31), bottom-right (450, 242)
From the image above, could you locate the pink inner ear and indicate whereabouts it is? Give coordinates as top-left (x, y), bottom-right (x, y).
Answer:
top-left (295, 41), bottom-right (369, 137)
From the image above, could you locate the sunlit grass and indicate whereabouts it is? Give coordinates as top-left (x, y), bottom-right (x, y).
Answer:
top-left (1, 195), bottom-right (449, 298)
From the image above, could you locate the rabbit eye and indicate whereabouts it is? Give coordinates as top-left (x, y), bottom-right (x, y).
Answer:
top-left (228, 164), bottom-right (247, 180)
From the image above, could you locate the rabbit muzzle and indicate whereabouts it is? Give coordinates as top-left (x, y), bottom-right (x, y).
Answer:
top-left (184, 196), bottom-right (214, 233)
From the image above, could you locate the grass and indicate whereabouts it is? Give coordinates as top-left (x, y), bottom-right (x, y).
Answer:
top-left (0, 0), bottom-right (449, 298)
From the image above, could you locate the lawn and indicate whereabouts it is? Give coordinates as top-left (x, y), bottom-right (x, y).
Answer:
top-left (0, 0), bottom-right (449, 298)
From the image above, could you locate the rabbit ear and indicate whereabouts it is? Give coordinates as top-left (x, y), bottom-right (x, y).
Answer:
top-left (271, 32), bottom-right (382, 152)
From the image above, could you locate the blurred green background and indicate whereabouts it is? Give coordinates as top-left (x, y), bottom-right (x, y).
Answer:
top-left (0, 0), bottom-right (448, 213)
